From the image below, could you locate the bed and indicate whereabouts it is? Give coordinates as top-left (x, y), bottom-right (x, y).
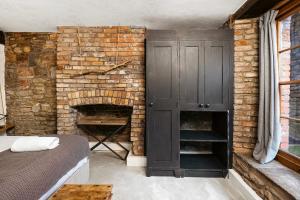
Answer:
top-left (0, 135), bottom-right (90, 200)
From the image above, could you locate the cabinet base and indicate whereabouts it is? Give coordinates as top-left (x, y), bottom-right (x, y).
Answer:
top-left (146, 167), bottom-right (228, 178)
top-left (181, 169), bottom-right (228, 178)
top-left (146, 168), bottom-right (181, 177)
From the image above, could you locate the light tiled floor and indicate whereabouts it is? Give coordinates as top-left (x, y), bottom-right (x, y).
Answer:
top-left (85, 152), bottom-right (246, 200)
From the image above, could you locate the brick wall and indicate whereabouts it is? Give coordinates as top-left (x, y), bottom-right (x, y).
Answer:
top-left (232, 18), bottom-right (298, 200)
top-left (56, 26), bottom-right (145, 155)
top-left (233, 19), bottom-right (259, 153)
top-left (289, 13), bottom-right (300, 146)
top-left (279, 18), bottom-right (291, 148)
top-left (5, 33), bottom-right (57, 135)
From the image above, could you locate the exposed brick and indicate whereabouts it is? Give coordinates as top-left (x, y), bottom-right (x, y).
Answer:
top-left (56, 26), bottom-right (145, 155)
top-left (233, 19), bottom-right (259, 154)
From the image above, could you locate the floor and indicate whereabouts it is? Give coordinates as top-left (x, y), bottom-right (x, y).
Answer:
top-left (86, 151), bottom-right (247, 200)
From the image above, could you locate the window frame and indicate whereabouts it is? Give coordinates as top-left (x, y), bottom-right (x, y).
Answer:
top-left (275, 0), bottom-right (300, 172)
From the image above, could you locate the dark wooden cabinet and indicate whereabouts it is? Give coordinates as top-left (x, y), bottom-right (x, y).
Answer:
top-left (146, 30), bottom-right (233, 177)
top-left (180, 41), bottom-right (230, 111)
top-left (146, 41), bottom-right (180, 176)
top-left (180, 41), bottom-right (205, 110)
top-left (204, 41), bottom-right (230, 111)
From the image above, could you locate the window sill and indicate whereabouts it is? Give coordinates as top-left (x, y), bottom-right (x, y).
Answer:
top-left (234, 153), bottom-right (300, 199)
top-left (276, 149), bottom-right (300, 173)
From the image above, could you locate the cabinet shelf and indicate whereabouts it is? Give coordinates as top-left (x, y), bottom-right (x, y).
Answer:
top-left (180, 154), bottom-right (226, 170)
top-left (180, 130), bottom-right (227, 142)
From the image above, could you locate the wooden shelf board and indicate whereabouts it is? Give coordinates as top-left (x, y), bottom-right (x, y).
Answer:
top-left (180, 130), bottom-right (227, 142)
top-left (180, 154), bottom-right (226, 171)
top-left (180, 154), bottom-right (226, 170)
top-left (77, 116), bottom-right (128, 126)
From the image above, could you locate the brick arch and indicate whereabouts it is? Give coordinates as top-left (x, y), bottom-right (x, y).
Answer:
top-left (66, 89), bottom-right (144, 154)
top-left (67, 89), bottom-right (135, 107)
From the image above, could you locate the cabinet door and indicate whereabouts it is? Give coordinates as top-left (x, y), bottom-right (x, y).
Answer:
top-left (179, 41), bottom-right (205, 110)
top-left (204, 41), bottom-right (230, 110)
top-left (146, 41), bottom-right (179, 170)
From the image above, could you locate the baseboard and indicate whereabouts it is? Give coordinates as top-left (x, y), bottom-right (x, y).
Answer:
top-left (126, 150), bottom-right (147, 167)
top-left (89, 141), bottom-right (131, 151)
top-left (89, 142), bottom-right (147, 166)
top-left (227, 169), bottom-right (262, 200)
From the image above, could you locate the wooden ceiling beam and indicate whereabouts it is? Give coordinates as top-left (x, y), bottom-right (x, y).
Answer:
top-left (231, 0), bottom-right (283, 20)
top-left (276, 0), bottom-right (300, 20)
top-left (0, 31), bottom-right (5, 45)
top-left (232, 0), bottom-right (260, 20)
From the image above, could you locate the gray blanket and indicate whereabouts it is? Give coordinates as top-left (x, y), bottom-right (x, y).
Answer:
top-left (0, 135), bottom-right (90, 200)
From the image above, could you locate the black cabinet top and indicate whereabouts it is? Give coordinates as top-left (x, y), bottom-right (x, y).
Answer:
top-left (146, 30), bottom-right (233, 41)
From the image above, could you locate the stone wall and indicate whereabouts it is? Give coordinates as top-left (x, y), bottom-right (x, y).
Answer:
top-left (233, 19), bottom-right (259, 153)
top-left (233, 153), bottom-right (295, 200)
top-left (5, 33), bottom-right (57, 135)
top-left (56, 26), bottom-right (145, 155)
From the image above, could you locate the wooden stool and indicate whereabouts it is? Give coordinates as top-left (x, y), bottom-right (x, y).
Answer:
top-left (77, 116), bottom-right (130, 160)
top-left (50, 184), bottom-right (112, 200)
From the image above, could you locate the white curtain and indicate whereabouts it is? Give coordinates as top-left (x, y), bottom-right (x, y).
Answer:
top-left (0, 44), bottom-right (6, 126)
top-left (253, 10), bottom-right (281, 164)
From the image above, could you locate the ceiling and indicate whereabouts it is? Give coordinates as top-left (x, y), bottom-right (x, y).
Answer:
top-left (0, 0), bottom-right (246, 32)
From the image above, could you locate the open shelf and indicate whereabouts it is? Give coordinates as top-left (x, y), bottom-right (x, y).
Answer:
top-left (180, 130), bottom-right (227, 142)
top-left (180, 154), bottom-right (226, 170)
top-left (177, 111), bottom-right (230, 177)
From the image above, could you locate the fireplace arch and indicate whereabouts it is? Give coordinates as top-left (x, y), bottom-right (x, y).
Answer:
top-left (64, 89), bottom-right (144, 154)
top-left (67, 89), bottom-right (135, 107)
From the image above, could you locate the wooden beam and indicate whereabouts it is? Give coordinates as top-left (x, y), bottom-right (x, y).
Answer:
top-left (0, 31), bottom-right (5, 45)
top-left (276, 0), bottom-right (300, 20)
top-left (77, 116), bottom-right (128, 126)
top-left (232, 0), bottom-right (283, 20)
top-left (278, 44), bottom-right (300, 54)
top-left (273, 0), bottom-right (290, 10)
top-left (276, 150), bottom-right (300, 173)
top-left (232, 0), bottom-right (259, 20)
top-left (280, 116), bottom-right (300, 122)
top-left (279, 80), bottom-right (300, 85)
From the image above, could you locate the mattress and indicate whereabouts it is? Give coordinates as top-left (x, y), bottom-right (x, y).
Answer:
top-left (0, 135), bottom-right (90, 200)
top-left (40, 157), bottom-right (89, 200)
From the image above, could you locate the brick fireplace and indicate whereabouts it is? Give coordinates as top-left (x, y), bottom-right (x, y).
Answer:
top-left (56, 26), bottom-right (145, 155)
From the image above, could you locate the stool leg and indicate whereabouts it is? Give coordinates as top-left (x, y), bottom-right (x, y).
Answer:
top-left (116, 142), bottom-right (130, 160)
top-left (102, 143), bottom-right (126, 160)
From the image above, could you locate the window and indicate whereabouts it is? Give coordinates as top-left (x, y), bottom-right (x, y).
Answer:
top-left (277, 10), bottom-right (300, 159)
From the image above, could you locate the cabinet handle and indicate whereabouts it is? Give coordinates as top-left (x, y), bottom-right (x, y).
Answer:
top-left (149, 102), bottom-right (154, 107)
top-left (198, 104), bottom-right (204, 108)
top-left (205, 104), bottom-right (210, 108)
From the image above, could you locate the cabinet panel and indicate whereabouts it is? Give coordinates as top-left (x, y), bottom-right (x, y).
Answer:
top-left (152, 47), bottom-right (173, 100)
top-left (146, 41), bottom-right (179, 170)
top-left (204, 41), bottom-right (230, 110)
top-left (180, 41), bottom-right (204, 110)
top-left (151, 111), bottom-right (172, 161)
top-left (148, 109), bottom-right (179, 168)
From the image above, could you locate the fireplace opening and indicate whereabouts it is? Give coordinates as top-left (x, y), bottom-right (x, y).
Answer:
top-left (73, 104), bottom-right (133, 143)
